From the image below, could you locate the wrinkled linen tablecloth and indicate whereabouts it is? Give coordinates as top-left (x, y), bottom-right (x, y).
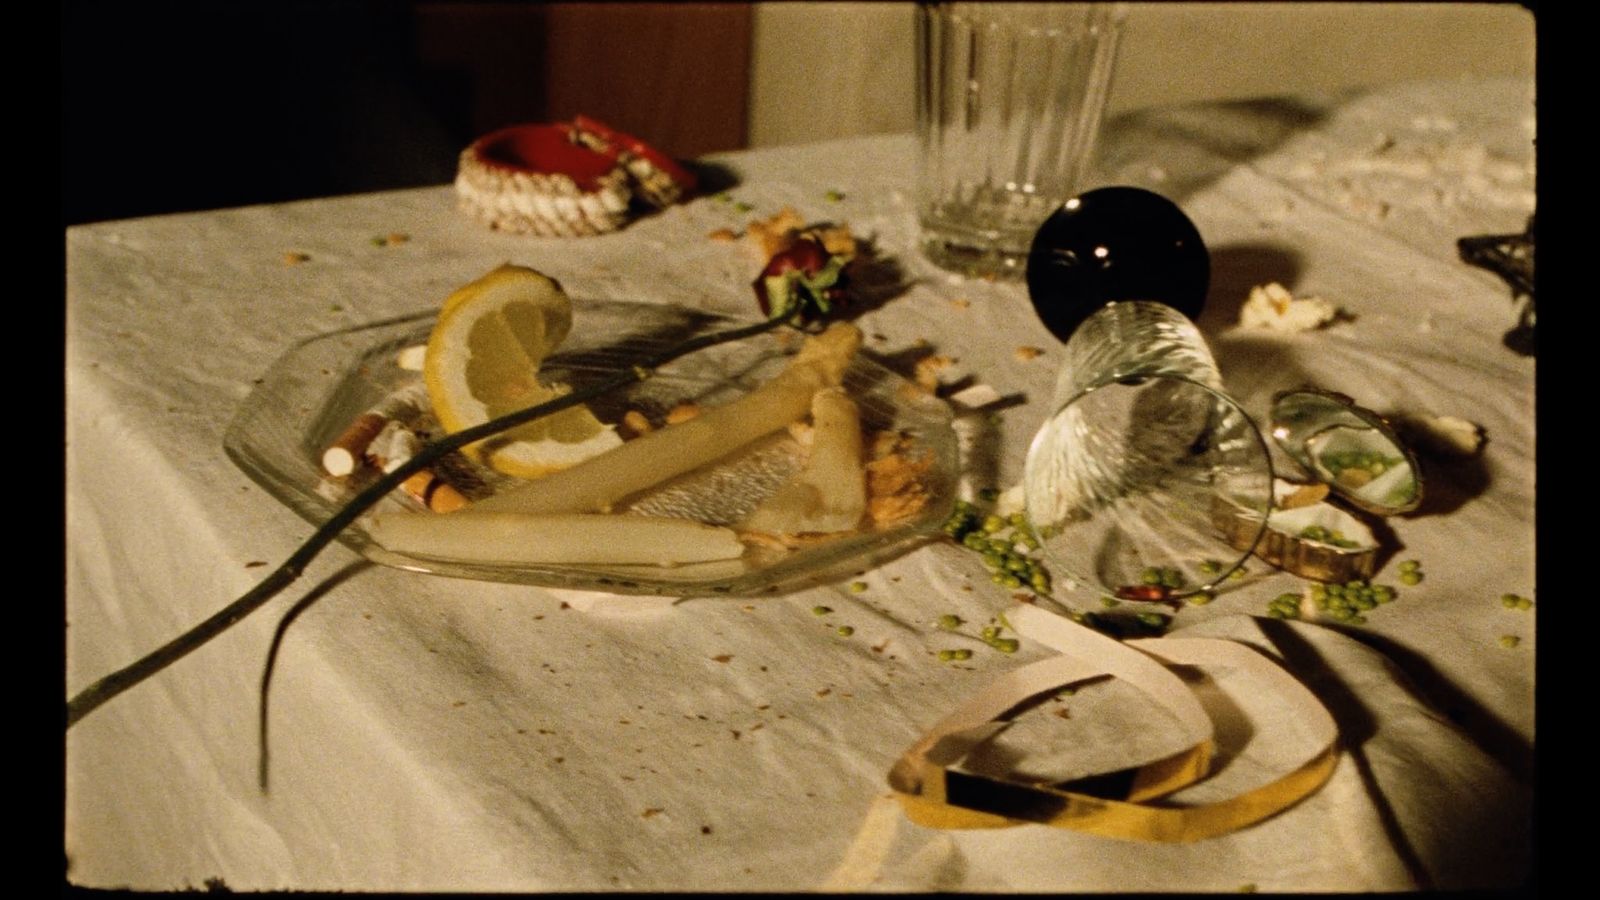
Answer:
top-left (65, 77), bottom-right (1534, 891)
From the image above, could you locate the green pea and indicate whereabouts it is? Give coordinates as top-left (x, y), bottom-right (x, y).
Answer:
top-left (1008, 513), bottom-right (1028, 529)
top-left (1498, 634), bottom-right (1520, 649)
top-left (1001, 574), bottom-right (1022, 589)
top-left (993, 638), bottom-right (1020, 654)
top-left (937, 614), bottom-right (963, 630)
top-left (1137, 612), bottom-right (1168, 628)
top-left (1517, 596), bottom-right (1533, 610)
top-left (982, 515), bottom-right (1004, 534)
top-left (1500, 594), bottom-right (1519, 608)
top-left (1141, 567), bottom-right (1162, 586)
top-left (1100, 596), bottom-right (1120, 608)
top-left (1229, 567), bottom-right (1247, 581)
top-left (1398, 559), bottom-right (1421, 574)
top-left (1400, 571), bottom-right (1422, 586)
top-left (824, 188), bottom-right (845, 202)
top-left (849, 581), bottom-right (868, 594)
top-left (1189, 591), bottom-right (1214, 606)
top-left (937, 649), bottom-right (955, 661)
top-left (812, 606), bottom-right (832, 616)
top-left (951, 648), bottom-right (973, 661)
top-left (1030, 572), bottom-right (1051, 593)
top-left (1198, 560), bottom-right (1222, 576)
top-left (836, 626), bottom-right (854, 637)
top-left (1161, 568), bottom-right (1184, 589)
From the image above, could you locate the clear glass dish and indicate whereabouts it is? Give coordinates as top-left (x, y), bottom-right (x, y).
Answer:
top-left (223, 299), bottom-right (958, 596)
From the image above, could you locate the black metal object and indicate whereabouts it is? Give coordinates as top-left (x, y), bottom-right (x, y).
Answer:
top-left (1457, 215), bottom-right (1535, 356)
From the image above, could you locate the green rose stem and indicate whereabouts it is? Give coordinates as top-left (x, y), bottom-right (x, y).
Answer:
top-left (66, 311), bottom-right (799, 730)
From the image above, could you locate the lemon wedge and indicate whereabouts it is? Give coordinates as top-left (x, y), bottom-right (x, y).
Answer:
top-left (424, 264), bottom-right (621, 479)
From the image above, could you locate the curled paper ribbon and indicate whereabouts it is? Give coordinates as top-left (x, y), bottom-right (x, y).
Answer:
top-left (888, 605), bottom-right (1339, 843)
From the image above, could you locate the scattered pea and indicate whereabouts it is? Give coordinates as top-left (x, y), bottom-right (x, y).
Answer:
top-left (824, 188), bottom-right (845, 202)
top-left (1398, 559), bottom-right (1421, 574)
top-left (993, 638), bottom-right (1020, 654)
top-left (1498, 634), bottom-right (1520, 649)
top-left (1188, 590), bottom-right (1214, 606)
top-left (1198, 559), bottom-right (1222, 576)
top-left (937, 649), bottom-right (954, 661)
top-left (812, 606), bottom-right (832, 616)
top-left (951, 648), bottom-right (973, 661)
top-left (733, 201), bottom-right (754, 213)
top-left (1100, 596), bottom-right (1121, 608)
top-left (937, 614), bottom-right (963, 630)
top-left (1137, 612), bottom-right (1169, 629)
top-left (982, 514), bottom-right (1005, 534)
top-left (1229, 567), bottom-right (1247, 581)
top-left (837, 626), bottom-right (855, 637)
top-left (849, 581), bottom-right (868, 594)
top-left (1399, 571), bottom-right (1422, 586)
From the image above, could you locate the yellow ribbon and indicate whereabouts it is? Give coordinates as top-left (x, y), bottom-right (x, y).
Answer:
top-left (888, 607), bottom-right (1339, 843)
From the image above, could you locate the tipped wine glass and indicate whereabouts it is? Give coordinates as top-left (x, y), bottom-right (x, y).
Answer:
top-left (1021, 187), bottom-right (1274, 600)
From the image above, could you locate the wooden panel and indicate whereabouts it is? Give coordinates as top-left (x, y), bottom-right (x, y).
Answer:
top-left (543, 3), bottom-right (752, 158)
top-left (413, 2), bottom-right (552, 138)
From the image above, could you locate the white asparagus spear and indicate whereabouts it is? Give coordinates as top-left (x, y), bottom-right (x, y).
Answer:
top-left (368, 512), bottom-right (745, 566)
top-left (742, 388), bottom-right (865, 534)
top-left (466, 322), bottom-right (863, 516)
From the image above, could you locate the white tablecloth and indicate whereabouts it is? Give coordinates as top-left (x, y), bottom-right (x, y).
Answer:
top-left (65, 76), bottom-right (1534, 891)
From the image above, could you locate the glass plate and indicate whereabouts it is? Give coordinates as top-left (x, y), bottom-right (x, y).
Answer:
top-left (223, 299), bottom-right (958, 596)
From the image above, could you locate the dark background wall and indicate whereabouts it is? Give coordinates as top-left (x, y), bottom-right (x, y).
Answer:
top-left (61, 1), bottom-right (752, 226)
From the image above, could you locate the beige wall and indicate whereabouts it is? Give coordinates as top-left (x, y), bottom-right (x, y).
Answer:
top-left (748, 2), bottom-right (1534, 148)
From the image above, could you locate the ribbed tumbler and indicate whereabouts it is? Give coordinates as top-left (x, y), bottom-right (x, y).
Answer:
top-left (915, 2), bottom-right (1124, 277)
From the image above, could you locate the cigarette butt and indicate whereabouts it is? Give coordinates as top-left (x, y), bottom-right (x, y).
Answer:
top-left (323, 412), bottom-right (388, 476)
top-left (396, 344), bottom-right (427, 371)
top-left (621, 409), bottom-right (654, 437)
top-left (401, 470), bottom-right (469, 513)
top-left (665, 403), bottom-right (702, 425)
top-left (368, 420), bottom-right (424, 474)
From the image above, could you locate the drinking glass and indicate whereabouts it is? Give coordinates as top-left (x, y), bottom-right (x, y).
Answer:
top-left (1022, 301), bottom-right (1274, 598)
top-left (915, 2), bottom-right (1125, 277)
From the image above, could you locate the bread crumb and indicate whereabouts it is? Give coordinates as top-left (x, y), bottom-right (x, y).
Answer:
top-left (1395, 413), bottom-right (1486, 458)
top-left (283, 251), bottom-right (311, 265)
top-left (1014, 345), bottom-right (1045, 361)
top-left (707, 227), bottom-right (739, 242)
top-left (746, 206), bottom-right (807, 259)
top-left (1238, 282), bottom-right (1339, 332)
top-left (950, 297), bottom-right (971, 310)
top-left (914, 354), bottom-right (954, 392)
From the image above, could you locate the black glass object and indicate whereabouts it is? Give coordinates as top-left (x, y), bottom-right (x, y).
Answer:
top-left (1025, 186), bottom-right (1210, 343)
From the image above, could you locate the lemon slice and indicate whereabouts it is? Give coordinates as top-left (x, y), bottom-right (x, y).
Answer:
top-left (424, 264), bottom-right (621, 479)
